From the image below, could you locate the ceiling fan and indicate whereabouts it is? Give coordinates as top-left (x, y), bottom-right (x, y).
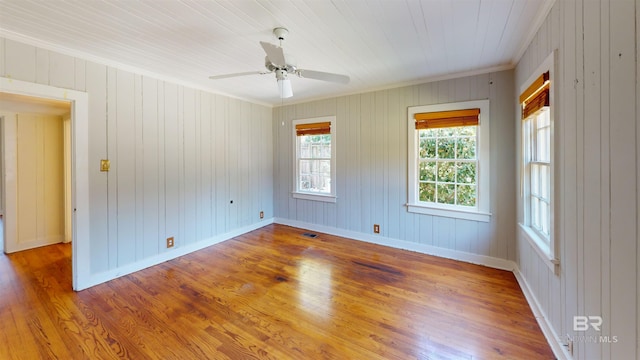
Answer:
top-left (209, 27), bottom-right (350, 99)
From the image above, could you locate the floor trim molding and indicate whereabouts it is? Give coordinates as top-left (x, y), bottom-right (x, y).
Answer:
top-left (513, 267), bottom-right (570, 360)
top-left (274, 218), bottom-right (515, 271)
top-left (80, 219), bottom-right (274, 290)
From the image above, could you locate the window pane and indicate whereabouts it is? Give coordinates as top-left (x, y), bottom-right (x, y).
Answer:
top-left (456, 162), bottom-right (476, 184)
top-left (300, 141), bottom-right (310, 157)
top-left (318, 159), bottom-right (331, 175)
top-left (537, 127), bottom-right (549, 161)
top-left (299, 175), bottom-right (311, 191)
top-left (541, 201), bottom-right (550, 237)
top-left (312, 144), bottom-right (322, 157)
top-left (456, 136), bottom-right (476, 159)
top-left (419, 182), bottom-right (436, 202)
top-left (541, 164), bottom-right (549, 199)
top-left (421, 129), bottom-right (437, 138)
top-left (437, 161), bottom-right (456, 182)
top-left (458, 126), bottom-right (476, 137)
top-left (321, 144), bottom-right (331, 158)
top-left (456, 185), bottom-right (476, 207)
top-left (419, 161), bottom-right (436, 181)
top-left (436, 184), bottom-right (456, 205)
top-left (537, 110), bottom-right (550, 128)
top-left (437, 183), bottom-right (455, 204)
top-left (419, 138), bottom-right (436, 159)
top-left (531, 196), bottom-right (540, 230)
top-left (438, 127), bottom-right (455, 137)
top-left (437, 138), bottom-right (456, 159)
top-left (300, 159), bottom-right (311, 174)
top-left (531, 164), bottom-right (539, 196)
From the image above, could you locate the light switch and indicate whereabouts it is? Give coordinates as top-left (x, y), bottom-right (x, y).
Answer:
top-left (100, 159), bottom-right (110, 172)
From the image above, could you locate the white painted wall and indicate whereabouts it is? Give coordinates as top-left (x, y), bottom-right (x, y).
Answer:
top-left (0, 37), bottom-right (273, 283)
top-left (0, 111), bottom-right (67, 252)
top-left (273, 70), bottom-right (516, 262)
top-left (515, 0), bottom-right (638, 359)
top-left (16, 113), bottom-right (65, 249)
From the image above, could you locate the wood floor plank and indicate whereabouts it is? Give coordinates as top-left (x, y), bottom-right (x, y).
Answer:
top-left (0, 224), bottom-right (554, 359)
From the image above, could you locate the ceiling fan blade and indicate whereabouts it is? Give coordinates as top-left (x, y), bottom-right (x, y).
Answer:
top-left (209, 71), bottom-right (268, 80)
top-left (296, 69), bottom-right (350, 84)
top-left (260, 41), bottom-right (286, 67)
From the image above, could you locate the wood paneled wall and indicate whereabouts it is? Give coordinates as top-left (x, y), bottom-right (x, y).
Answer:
top-left (515, 1), bottom-right (638, 359)
top-left (273, 70), bottom-right (516, 261)
top-left (15, 114), bottom-right (65, 248)
top-left (0, 37), bottom-right (273, 276)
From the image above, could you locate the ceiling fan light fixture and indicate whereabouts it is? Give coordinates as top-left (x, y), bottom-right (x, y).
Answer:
top-left (276, 69), bottom-right (293, 98)
top-left (278, 78), bottom-right (293, 98)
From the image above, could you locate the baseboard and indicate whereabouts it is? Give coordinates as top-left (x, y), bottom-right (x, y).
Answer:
top-left (274, 217), bottom-right (516, 271)
top-left (5, 235), bottom-right (65, 253)
top-left (78, 218), bottom-right (274, 290)
top-left (512, 267), bottom-right (570, 360)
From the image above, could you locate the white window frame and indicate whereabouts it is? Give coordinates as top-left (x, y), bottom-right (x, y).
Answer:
top-left (407, 100), bottom-right (491, 222)
top-left (292, 116), bottom-right (336, 203)
top-left (519, 50), bottom-right (558, 271)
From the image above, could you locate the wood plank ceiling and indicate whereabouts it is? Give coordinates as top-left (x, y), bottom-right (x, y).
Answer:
top-left (0, 0), bottom-right (551, 106)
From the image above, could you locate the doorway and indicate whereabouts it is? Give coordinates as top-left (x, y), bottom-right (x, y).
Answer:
top-left (1, 96), bottom-right (72, 253)
top-left (0, 77), bottom-right (90, 290)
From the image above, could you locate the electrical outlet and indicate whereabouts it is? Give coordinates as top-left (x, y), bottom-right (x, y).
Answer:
top-left (373, 224), bottom-right (380, 234)
top-left (260, 211), bottom-right (264, 219)
top-left (166, 237), bottom-right (174, 248)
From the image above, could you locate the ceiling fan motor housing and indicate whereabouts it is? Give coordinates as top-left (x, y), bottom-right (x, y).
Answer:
top-left (265, 57), bottom-right (296, 74)
top-left (275, 69), bottom-right (288, 80)
top-left (273, 27), bottom-right (288, 41)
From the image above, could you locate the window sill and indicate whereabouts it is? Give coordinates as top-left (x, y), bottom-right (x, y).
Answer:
top-left (292, 192), bottom-right (337, 203)
top-left (406, 203), bottom-right (491, 222)
top-left (518, 223), bottom-right (559, 273)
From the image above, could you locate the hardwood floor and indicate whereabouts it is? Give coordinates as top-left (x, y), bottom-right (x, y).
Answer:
top-left (0, 224), bottom-right (554, 359)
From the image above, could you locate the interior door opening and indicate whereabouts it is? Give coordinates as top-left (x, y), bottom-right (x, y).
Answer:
top-left (1, 92), bottom-right (72, 284)
top-left (1, 77), bottom-right (90, 291)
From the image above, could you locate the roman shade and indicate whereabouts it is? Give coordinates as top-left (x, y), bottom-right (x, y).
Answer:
top-left (295, 122), bottom-right (331, 136)
top-left (414, 109), bottom-right (480, 129)
top-left (520, 71), bottom-right (550, 119)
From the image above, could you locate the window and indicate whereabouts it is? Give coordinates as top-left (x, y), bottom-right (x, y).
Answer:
top-left (519, 50), bottom-right (557, 267)
top-left (407, 100), bottom-right (490, 222)
top-left (525, 107), bottom-right (551, 238)
top-left (292, 116), bottom-right (336, 203)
